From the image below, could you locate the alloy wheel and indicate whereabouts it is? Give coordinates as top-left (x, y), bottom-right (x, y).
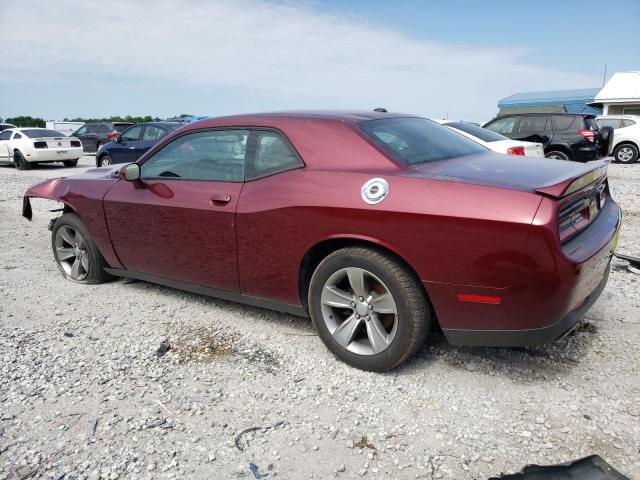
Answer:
top-left (320, 267), bottom-right (398, 355)
top-left (101, 157), bottom-right (112, 166)
top-left (617, 147), bottom-right (634, 162)
top-left (54, 225), bottom-right (89, 281)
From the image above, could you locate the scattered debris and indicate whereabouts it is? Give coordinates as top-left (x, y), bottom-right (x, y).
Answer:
top-left (90, 419), bottom-right (98, 437)
top-left (614, 252), bottom-right (640, 274)
top-left (63, 332), bottom-right (74, 338)
top-left (354, 435), bottom-right (378, 456)
top-left (155, 338), bottom-right (171, 358)
top-left (234, 421), bottom-right (285, 451)
top-left (249, 463), bottom-right (269, 479)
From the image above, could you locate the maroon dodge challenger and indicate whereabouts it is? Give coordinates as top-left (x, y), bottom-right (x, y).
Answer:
top-left (23, 111), bottom-right (621, 371)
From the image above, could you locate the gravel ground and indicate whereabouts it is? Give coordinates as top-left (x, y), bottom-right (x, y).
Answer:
top-left (1, 157), bottom-right (639, 479)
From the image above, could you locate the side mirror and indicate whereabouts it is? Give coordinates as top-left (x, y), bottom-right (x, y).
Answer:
top-left (122, 163), bottom-right (140, 181)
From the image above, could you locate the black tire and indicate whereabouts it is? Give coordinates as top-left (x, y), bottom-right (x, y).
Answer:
top-left (63, 159), bottom-right (79, 167)
top-left (597, 126), bottom-right (614, 156)
top-left (98, 155), bottom-right (112, 167)
top-left (545, 150), bottom-right (570, 161)
top-left (308, 246), bottom-right (431, 371)
top-left (51, 213), bottom-right (111, 284)
top-left (13, 151), bottom-right (31, 170)
top-left (613, 143), bottom-right (639, 164)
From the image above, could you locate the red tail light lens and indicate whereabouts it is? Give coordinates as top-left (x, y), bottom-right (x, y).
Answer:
top-left (507, 146), bottom-right (525, 156)
top-left (107, 132), bottom-right (118, 139)
top-left (578, 129), bottom-right (595, 142)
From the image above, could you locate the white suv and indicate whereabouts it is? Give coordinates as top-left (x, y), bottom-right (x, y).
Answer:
top-left (596, 115), bottom-right (640, 164)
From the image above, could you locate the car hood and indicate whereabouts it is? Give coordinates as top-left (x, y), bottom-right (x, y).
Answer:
top-left (406, 152), bottom-right (608, 197)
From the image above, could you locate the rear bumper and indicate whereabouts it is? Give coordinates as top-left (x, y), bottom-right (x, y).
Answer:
top-left (443, 263), bottom-right (610, 346)
top-left (26, 147), bottom-right (83, 162)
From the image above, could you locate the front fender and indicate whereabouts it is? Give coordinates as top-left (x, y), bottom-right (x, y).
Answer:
top-left (23, 178), bottom-right (73, 220)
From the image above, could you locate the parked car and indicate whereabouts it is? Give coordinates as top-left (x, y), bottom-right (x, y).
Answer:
top-left (71, 122), bottom-right (134, 153)
top-left (596, 115), bottom-right (639, 164)
top-left (23, 112), bottom-right (621, 371)
top-left (0, 128), bottom-right (83, 170)
top-left (484, 113), bottom-right (612, 162)
top-left (433, 119), bottom-right (544, 157)
top-left (0, 123), bottom-right (16, 132)
top-left (96, 122), bottom-right (182, 167)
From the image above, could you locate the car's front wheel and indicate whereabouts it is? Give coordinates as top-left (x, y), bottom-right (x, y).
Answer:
top-left (51, 213), bottom-right (111, 284)
top-left (613, 143), bottom-right (639, 164)
top-left (13, 151), bottom-right (31, 170)
top-left (63, 159), bottom-right (79, 167)
top-left (308, 247), bottom-right (431, 371)
top-left (98, 155), bottom-right (112, 167)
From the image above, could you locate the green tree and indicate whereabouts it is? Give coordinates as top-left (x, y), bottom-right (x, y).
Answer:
top-left (5, 116), bottom-right (46, 127)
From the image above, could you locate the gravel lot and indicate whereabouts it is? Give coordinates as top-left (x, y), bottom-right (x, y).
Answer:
top-left (1, 156), bottom-right (639, 479)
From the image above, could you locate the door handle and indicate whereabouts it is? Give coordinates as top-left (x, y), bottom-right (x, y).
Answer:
top-left (129, 146), bottom-right (135, 149)
top-left (210, 193), bottom-right (232, 205)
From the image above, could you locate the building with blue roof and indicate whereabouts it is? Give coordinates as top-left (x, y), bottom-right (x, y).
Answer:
top-left (497, 88), bottom-right (602, 116)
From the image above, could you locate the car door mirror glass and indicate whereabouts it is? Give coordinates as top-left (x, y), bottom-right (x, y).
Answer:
top-left (123, 163), bottom-right (140, 181)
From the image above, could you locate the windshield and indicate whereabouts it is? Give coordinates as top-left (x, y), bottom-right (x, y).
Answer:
top-left (359, 117), bottom-right (487, 166)
top-left (445, 121), bottom-right (507, 142)
top-left (22, 129), bottom-right (65, 138)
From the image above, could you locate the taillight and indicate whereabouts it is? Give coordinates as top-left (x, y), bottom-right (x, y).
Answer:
top-left (107, 132), bottom-right (118, 139)
top-left (578, 129), bottom-right (595, 142)
top-left (507, 146), bottom-right (525, 156)
top-left (33, 141), bottom-right (47, 149)
top-left (70, 140), bottom-right (81, 147)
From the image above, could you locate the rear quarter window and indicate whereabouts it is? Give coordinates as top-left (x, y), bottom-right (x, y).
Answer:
top-left (552, 116), bottom-right (579, 131)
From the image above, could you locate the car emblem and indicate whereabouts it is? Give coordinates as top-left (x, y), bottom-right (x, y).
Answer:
top-left (58, 142), bottom-right (62, 147)
top-left (361, 178), bottom-right (389, 205)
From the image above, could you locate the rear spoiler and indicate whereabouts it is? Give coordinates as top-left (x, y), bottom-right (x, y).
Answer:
top-left (534, 160), bottom-right (608, 198)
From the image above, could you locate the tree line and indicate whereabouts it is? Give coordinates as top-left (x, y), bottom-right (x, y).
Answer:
top-left (1, 114), bottom-right (193, 127)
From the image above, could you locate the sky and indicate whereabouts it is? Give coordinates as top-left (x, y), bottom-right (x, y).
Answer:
top-left (0, 0), bottom-right (638, 123)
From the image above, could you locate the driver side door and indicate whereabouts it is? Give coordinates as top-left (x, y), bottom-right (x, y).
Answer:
top-left (102, 129), bottom-right (248, 292)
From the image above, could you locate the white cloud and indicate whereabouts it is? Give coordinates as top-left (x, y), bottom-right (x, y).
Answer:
top-left (1, 0), bottom-right (599, 120)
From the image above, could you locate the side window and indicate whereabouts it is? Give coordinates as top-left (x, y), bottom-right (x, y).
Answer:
top-left (157, 129), bottom-right (170, 140)
top-left (596, 119), bottom-right (621, 129)
top-left (621, 119), bottom-right (636, 127)
top-left (486, 117), bottom-right (516, 134)
top-left (120, 126), bottom-right (142, 142)
top-left (0, 131), bottom-right (12, 141)
top-left (516, 116), bottom-right (548, 133)
top-left (551, 116), bottom-right (576, 131)
top-left (142, 126), bottom-right (161, 140)
top-left (13, 133), bottom-right (22, 139)
top-left (75, 126), bottom-right (87, 135)
top-left (141, 130), bottom-right (248, 181)
top-left (246, 131), bottom-right (302, 180)
top-left (86, 124), bottom-right (100, 134)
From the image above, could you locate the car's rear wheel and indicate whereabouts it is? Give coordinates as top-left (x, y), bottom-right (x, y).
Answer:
top-left (613, 143), bottom-right (639, 164)
top-left (308, 247), bottom-right (431, 371)
top-left (63, 159), bottom-right (79, 167)
top-left (51, 213), bottom-right (111, 284)
top-left (545, 150), bottom-right (570, 161)
top-left (98, 155), bottom-right (112, 167)
top-left (13, 151), bottom-right (31, 170)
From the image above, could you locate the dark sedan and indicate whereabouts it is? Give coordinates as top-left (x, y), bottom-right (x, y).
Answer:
top-left (23, 111), bottom-right (621, 371)
top-left (96, 122), bottom-right (182, 167)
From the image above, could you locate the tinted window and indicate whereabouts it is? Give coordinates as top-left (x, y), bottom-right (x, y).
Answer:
top-left (120, 126), bottom-right (142, 142)
top-left (486, 117), bottom-right (517, 134)
top-left (141, 130), bottom-right (248, 181)
top-left (621, 119), bottom-right (636, 127)
top-left (246, 131), bottom-right (302, 180)
top-left (143, 126), bottom-right (162, 140)
top-left (13, 133), bottom-right (22, 139)
top-left (596, 118), bottom-right (621, 129)
top-left (0, 131), bottom-right (12, 141)
top-left (87, 124), bottom-right (110, 134)
top-left (75, 126), bottom-right (87, 135)
top-left (623, 108), bottom-right (640, 115)
top-left (552, 116), bottom-right (578, 131)
top-left (445, 122), bottom-right (506, 142)
top-left (22, 129), bottom-right (64, 138)
top-left (517, 116), bottom-right (548, 133)
top-left (359, 117), bottom-right (486, 166)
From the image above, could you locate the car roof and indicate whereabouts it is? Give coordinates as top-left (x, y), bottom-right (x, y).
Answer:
top-left (184, 110), bottom-right (418, 130)
top-left (139, 121), bottom-right (182, 128)
top-left (596, 114), bottom-right (639, 119)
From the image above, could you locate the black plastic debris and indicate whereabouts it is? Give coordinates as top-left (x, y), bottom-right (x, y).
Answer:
top-left (156, 338), bottom-right (171, 358)
top-left (490, 455), bottom-right (630, 479)
top-left (235, 421), bottom-right (285, 451)
top-left (614, 252), bottom-right (640, 274)
top-left (63, 332), bottom-right (74, 338)
top-left (249, 463), bottom-right (269, 479)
